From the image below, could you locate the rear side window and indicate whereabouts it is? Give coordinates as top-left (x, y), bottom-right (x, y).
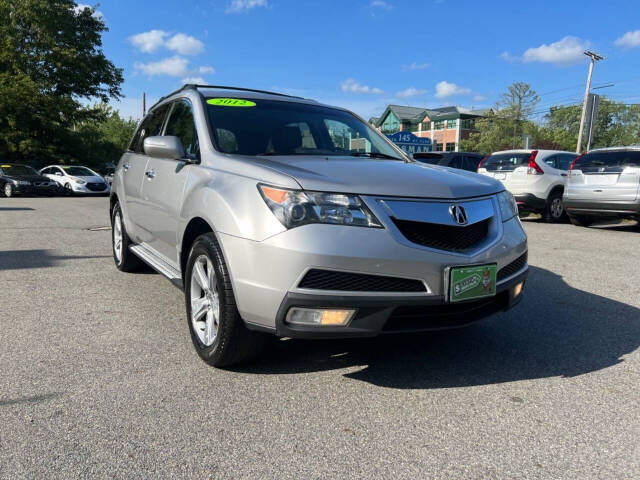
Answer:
top-left (448, 155), bottom-right (463, 169)
top-left (130, 104), bottom-right (170, 154)
top-left (463, 155), bottom-right (482, 171)
top-left (482, 153), bottom-right (530, 172)
top-left (556, 153), bottom-right (577, 171)
top-left (414, 153), bottom-right (443, 164)
top-left (574, 151), bottom-right (640, 173)
top-left (164, 99), bottom-right (199, 160)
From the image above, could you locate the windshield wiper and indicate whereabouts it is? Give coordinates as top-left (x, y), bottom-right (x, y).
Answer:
top-left (348, 151), bottom-right (403, 161)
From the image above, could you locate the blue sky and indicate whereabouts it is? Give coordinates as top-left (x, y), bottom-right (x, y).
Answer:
top-left (85, 0), bottom-right (640, 120)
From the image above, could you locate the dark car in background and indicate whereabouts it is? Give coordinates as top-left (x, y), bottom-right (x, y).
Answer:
top-left (413, 152), bottom-right (485, 172)
top-left (0, 163), bottom-right (58, 197)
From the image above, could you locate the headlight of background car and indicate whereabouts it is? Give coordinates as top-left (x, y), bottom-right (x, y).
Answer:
top-left (259, 184), bottom-right (382, 229)
top-left (74, 178), bottom-right (86, 185)
top-left (497, 190), bottom-right (518, 222)
top-left (16, 180), bottom-right (31, 185)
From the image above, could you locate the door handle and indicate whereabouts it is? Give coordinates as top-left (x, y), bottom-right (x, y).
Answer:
top-left (123, 162), bottom-right (131, 171)
top-left (145, 169), bottom-right (155, 179)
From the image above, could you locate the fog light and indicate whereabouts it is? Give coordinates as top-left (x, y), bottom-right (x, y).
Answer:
top-left (514, 282), bottom-right (523, 297)
top-left (286, 308), bottom-right (355, 326)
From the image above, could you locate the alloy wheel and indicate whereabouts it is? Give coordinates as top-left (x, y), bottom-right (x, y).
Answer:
top-left (550, 197), bottom-right (564, 219)
top-left (190, 254), bottom-right (220, 347)
top-left (113, 212), bottom-right (123, 264)
top-left (4, 184), bottom-right (12, 197)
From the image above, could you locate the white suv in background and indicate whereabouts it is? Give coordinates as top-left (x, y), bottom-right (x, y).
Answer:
top-left (477, 149), bottom-right (578, 222)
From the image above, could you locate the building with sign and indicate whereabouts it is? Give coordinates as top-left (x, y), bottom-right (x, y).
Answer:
top-left (372, 104), bottom-right (489, 152)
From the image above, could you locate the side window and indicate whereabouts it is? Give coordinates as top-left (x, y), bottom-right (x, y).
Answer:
top-left (557, 154), bottom-right (576, 171)
top-left (55, 167), bottom-right (65, 176)
top-left (543, 155), bottom-right (558, 169)
top-left (164, 99), bottom-right (199, 160)
top-left (40, 167), bottom-right (50, 175)
top-left (463, 156), bottom-right (479, 171)
top-left (448, 155), bottom-right (463, 169)
top-left (131, 104), bottom-right (170, 154)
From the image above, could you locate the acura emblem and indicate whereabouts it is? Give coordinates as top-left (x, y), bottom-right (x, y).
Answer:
top-left (450, 205), bottom-right (468, 225)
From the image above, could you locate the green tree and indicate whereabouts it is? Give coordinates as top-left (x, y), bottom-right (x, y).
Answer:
top-left (0, 0), bottom-right (123, 163)
top-left (498, 82), bottom-right (540, 148)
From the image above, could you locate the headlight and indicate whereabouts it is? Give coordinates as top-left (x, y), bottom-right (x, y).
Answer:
top-left (497, 190), bottom-right (518, 222)
top-left (258, 184), bottom-right (382, 229)
top-left (74, 178), bottom-right (86, 185)
top-left (16, 180), bottom-right (31, 185)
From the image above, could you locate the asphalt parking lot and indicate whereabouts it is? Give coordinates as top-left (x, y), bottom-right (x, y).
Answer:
top-left (0, 196), bottom-right (638, 479)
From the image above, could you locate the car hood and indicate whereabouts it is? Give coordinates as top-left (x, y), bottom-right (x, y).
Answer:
top-left (5, 174), bottom-right (51, 182)
top-left (256, 156), bottom-right (503, 199)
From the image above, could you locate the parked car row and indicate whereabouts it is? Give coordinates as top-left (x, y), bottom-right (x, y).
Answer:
top-left (0, 163), bottom-right (110, 197)
top-left (415, 147), bottom-right (639, 227)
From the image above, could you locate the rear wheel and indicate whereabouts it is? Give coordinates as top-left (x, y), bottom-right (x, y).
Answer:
top-left (568, 214), bottom-right (593, 227)
top-left (543, 191), bottom-right (567, 223)
top-left (111, 202), bottom-right (144, 272)
top-left (185, 233), bottom-right (267, 367)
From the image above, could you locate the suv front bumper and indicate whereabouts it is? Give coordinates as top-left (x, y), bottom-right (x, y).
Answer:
top-left (218, 216), bottom-right (528, 336)
top-left (274, 269), bottom-right (527, 338)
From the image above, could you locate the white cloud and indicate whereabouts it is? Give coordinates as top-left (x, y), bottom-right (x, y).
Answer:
top-left (73, 3), bottom-right (104, 19)
top-left (198, 65), bottom-right (215, 74)
top-left (615, 30), bottom-right (640, 49)
top-left (166, 33), bottom-right (205, 56)
top-left (226, 0), bottom-right (268, 13)
top-left (130, 30), bottom-right (168, 54)
top-left (435, 81), bottom-right (471, 98)
top-left (182, 77), bottom-right (207, 85)
top-left (370, 1), bottom-right (392, 8)
top-left (472, 94), bottom-right (487, 102)
top-left (403, 62), bottom-right (430, 71)
top-left (395, 87), bottom-right (427, 98)
top-left (341, 78), bottom-right (383, 95)
top-left (134, 56), bottom-right (190, 77)
top-left (500, 51), bottom-right (517, 63)
top-left (522, 36), bottom-right (589, 66)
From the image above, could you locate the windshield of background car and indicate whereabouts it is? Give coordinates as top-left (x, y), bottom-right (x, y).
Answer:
top-left (0, 165), bottom-right (38, 176)
top-left (62, 166), bottom-right (95, 176)
top-left (574, 151), bottom-right (640, 173)
top-left (206, 98), bottom-right (404, 160)
top-left (483, 153), bottom-right (530, 172)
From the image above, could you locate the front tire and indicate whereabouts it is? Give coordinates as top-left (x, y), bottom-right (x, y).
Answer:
top-left (111, 202), bottom-right (144, 272)
top-left (185, 233), bottom-right (267, 367)
top-left (64, 183), bottom-right (73, 196)
top-left (543, 191), bottom-right (567, 223)
top-left (3, 183), bottom-right (14, 197)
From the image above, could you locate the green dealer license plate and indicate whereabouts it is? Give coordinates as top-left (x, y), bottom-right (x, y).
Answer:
top-left (449, 264), bottom-right (497, 303)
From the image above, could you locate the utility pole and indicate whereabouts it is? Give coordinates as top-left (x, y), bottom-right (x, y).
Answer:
top-left (142, 92), bottom-right (146, 117)
top-left (576, 51), bottom-right (604, 153)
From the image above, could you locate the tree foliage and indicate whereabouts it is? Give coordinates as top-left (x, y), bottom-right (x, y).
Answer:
top-left (462, 82), bottom-right (640, 154)
top-left (0, 0), bottom-right (124, 166)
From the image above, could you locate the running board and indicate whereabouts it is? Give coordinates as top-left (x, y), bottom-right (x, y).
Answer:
top-left (129, 244), bottom-right (184, 290)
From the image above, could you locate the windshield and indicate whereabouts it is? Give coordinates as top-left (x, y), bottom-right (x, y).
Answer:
top-left (575, 151), bottom-right (640, 173)
top-left (483, 153), bottom-right (530, 172)
top-left (206, 98), bottom-right (404, 160)
top-left (62, 166), bottom-right (96, 176)
top-left (0, 164), bottom-right (38, 176)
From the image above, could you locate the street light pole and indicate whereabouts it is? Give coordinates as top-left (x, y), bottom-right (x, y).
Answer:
top-left (576, 51), bottom-right (604, 153)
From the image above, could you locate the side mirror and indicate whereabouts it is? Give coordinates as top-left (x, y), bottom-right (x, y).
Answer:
top-left (54, 171), bottom-right (62, 176)
top-left (143, 136), bottom-right (185, 160)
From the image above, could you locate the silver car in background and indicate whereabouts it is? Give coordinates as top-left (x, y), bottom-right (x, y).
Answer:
top-left (564, 146), bottom-right (640, 227)
top-left (110, 85), bottom-right (528, 366)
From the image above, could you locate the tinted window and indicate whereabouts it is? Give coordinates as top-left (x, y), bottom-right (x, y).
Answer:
top-left (448, 155), bottom-right (463, 169)
top-left (413, 153), bottom-right (443, 165)
top-left (0, 165), bottom-right (38, 176)
top-left (165, 99), bottom-right (199, 159)
top-left (207, 98), bottom-right (402, 160)
top-left (482, 153), bottom-right (530, 172)
top-left (543, 155), bottom-right (558, 169)
top-left (40, 167), bottom-right (51, 174)
top-left (463, 155), bottom-right (482, 172)
top-left (130, 104), bottom-right (170, 154)
top-left (574, 150), bottom-right (640, 173)
top-left (557, 153), bottom-right (576, 171)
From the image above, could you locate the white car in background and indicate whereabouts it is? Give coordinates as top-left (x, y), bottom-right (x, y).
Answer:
top-left (39, 165), bottom-right (110, 195)
top-left (477, 149), bottom-right (578, 222)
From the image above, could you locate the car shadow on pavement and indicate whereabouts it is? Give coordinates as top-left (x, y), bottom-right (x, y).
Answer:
top-left (0, 250), bottom-right (110, 270)
top-left (0, 207), bottom-right (35, 211)
top-left (235, 266), bottom-right (640, 389)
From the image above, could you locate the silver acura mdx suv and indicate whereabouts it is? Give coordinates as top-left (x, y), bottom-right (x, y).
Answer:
top-left (110, 85), bottom-right (528, 366)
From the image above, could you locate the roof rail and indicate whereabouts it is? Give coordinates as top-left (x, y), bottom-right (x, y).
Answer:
top-left (147, 84), bottom-right (302, 112)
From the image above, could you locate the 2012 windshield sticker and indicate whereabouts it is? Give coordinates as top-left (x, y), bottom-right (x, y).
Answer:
top-left (207, 98), bottom-right (256, 107)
